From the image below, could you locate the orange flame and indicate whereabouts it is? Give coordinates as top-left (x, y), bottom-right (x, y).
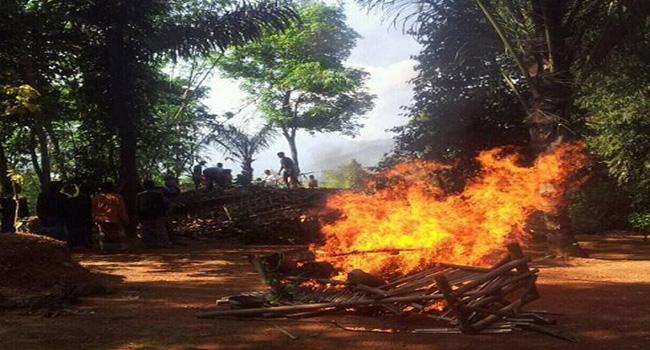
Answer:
top-left (313, 142), bottom-right (588, 275)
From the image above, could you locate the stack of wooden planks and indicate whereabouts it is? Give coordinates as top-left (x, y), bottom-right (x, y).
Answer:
top-left (197, 243), bottom-right (574, 340)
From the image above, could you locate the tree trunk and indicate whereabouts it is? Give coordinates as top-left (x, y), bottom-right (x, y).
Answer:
top-left (28, 125), bottom-right (52, 191)
top-left (44, 121), bottom-right (68, 180)
top-left (242, 158), bottom-right (254, 182)
top-left (285, 128), bottom-right (300, 173)
top-left (0, 142), bottom-right (12, 193)
top-left (108, 3), bottom-right (138, 236)
top-left (525, 0), bottom-right (585, 257)
top-left (527, 87), bottom-right (585, 257)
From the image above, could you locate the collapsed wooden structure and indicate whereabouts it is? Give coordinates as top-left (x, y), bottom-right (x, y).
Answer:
top-left (197, 243), bottom-right (573, 340)
top-left (173, 187), bottom-right (332, 242)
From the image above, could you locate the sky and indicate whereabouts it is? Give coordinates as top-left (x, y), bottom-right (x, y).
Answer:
top-left (202, 1), bottom-right (422, 177)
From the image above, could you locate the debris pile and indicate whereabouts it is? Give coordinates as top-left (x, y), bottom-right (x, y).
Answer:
top-left (173, 187), bottom-right (335, 243)
top-left (197, 243), bottom-right (574, 341)
top-left (0, 233), bottom-right (103, 310)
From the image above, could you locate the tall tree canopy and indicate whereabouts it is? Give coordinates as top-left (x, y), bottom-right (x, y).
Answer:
top-left (218, 1), bottom-right (376, 171)
top-left (1, 0), bottom-right (298, 230)
top-left (385, 0), bottom-right (527, 165)
top-left (360, 0), bottom-right (650, 255)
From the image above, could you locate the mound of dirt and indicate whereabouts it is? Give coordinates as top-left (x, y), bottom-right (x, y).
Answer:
top-left (0, 233), bottom-right (94, 295)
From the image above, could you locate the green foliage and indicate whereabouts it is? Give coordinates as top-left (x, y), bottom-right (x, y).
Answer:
top-left (0, 0), bottom-right (298, 199)
top-left (266, 276), bottom-right (294, 305)
top-left (568, 173), bottom-right (632, 234)
top-left (321, 159), bottom-right (368, 189)
top-left (219, 1), bottom-right (375, 167)
top-left (576, 55), bottom-right (650, 208)
top-left (377, 0), bottom-right (527, 163)
top-left (1, 85), bottom-right (41, 115)
top-left (629, 212), bottom-right (650, 232)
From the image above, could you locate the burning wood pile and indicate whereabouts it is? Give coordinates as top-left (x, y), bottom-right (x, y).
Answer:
top-left (196, 145), bottom-right (586, 340)
top-left (197, 243), bottom-right (572, 340)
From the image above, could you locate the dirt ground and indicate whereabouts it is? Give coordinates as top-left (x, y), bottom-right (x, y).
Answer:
top-left (1, 234), bottom-right (649, 350)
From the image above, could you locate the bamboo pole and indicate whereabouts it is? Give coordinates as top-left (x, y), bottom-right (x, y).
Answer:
top-left (196, 293), bottom-right (444, 318)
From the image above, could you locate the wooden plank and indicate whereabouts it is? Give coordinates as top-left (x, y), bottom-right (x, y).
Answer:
top-left (197, 293), bottom-right (444, 318)
top-left (435, 275), bottom-right (473, 334)
top-left (450, 257), bottom-right (531, 297)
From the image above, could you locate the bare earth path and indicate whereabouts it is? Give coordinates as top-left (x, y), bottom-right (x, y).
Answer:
top-left (1, 235), bottom-right (649, 350)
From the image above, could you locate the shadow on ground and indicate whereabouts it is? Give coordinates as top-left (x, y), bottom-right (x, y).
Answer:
top-left (1, 236), bottom-right (649, 350)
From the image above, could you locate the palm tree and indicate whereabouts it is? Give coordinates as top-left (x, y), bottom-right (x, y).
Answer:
top-left (211, 125), bottom-right (277, 181)
top-left (356, 0), bottom-right (649, 255)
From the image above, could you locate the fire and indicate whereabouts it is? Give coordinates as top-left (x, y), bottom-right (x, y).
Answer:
top-left (314, 142), bottom-right (588, 275)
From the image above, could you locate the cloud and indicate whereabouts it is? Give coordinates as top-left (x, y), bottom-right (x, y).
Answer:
top-left (354, 59), bottom-right (417, 140)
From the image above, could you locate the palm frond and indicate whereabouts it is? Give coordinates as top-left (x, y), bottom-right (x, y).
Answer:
top-left (156, 1), bottom-right (299, 59)
top-left (356, 0), bottom-right (442, 33)
top-left (212, 124), bottom-right (277, 163)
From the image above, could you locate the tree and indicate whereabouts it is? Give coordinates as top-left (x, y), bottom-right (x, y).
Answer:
top-left (218, 2), bottom-right (375, 171)
top-left (359, 0), bottom-right (650, 256)
top-left (384, 0), bottom-right (527, 166)
top-left (321, 159), bottom-right (368, 189)
top-left (576, 53), bottom-right (650, 210)
top-left (57, 0), bottom-right (297, 232)
top-left (211, 125), bottom-right (277, 181)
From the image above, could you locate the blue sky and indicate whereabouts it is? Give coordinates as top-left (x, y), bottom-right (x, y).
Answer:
top-left (203, 1), bottom-right (422, 176)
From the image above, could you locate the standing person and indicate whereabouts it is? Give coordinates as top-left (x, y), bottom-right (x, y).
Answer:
top-left (203, 163), bottom-right (225, 191)
top-left (163, 174), bottom-right (181, 198)
top-left (192, 160), bottom-right (206, 190)
top-left (136, 180), bottom-right (169, 247)
top-left (277, 152), bottom-right (299, 188)
top-left (0, 184), bottom-right (29, 233)
top-left (37, 181), bottom-right (67, 240)
top-left (162, 176), bottom-right (181, 244)
top-left (63, 183), bottom-right (93, 248)
top-left (92, 181), bottom-right (129, 251)
top-left (308, 175), bottom-right (318, 189)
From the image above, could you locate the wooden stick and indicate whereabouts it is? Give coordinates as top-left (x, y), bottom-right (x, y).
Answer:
top-left (383, 267), bottom-right (451, 289)
top-left (435, 275), bottom-right (473, 334)
top-left (471, 299), bottom-right (524, 331)
top-left (196, 293), bottom-right (444, 318)
top-left (451, 257), bottom-right (531, 297)
top-left (464, 270), bottom-right (537, 300)
top-left (352, 284), bottom-right (390, 297)
top-left (273, 325), bottom-right (298, 340)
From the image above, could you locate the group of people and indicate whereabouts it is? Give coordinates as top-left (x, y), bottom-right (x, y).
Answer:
top-left (91, 177), bottom-right (180, 250)
top-left (0, 176), bottom-right (181, 251)
top-left (32, 181), bottom-right (95, 248)
top-left (192, 162), bottom-right (233, 191)
top-left (2, 151), bottom-right (317, 244)
top-left (192, 152), bottom-right (318, 191)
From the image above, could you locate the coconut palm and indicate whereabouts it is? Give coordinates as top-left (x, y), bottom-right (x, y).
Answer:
top-left (211, 125), bottom-right (277, 181)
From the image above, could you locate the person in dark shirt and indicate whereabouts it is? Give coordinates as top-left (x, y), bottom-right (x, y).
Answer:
top-left (37, 181), bottom-right (66, 240)
top-left (203, 163), bottom-right (227, 190)
top-left (277, 152), bottom-right (299, 188)
top-left (137, 180), bottom-right (169, 247)
top-left (63, 183), bottom-right (93, 248)
top-left (192, 161), bottom-right (206, 191)
top-left (0, 184), bottom-right (29, 233)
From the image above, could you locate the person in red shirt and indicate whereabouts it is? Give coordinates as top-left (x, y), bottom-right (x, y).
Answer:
top-left (92, 181), bottom-right (129, 251)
